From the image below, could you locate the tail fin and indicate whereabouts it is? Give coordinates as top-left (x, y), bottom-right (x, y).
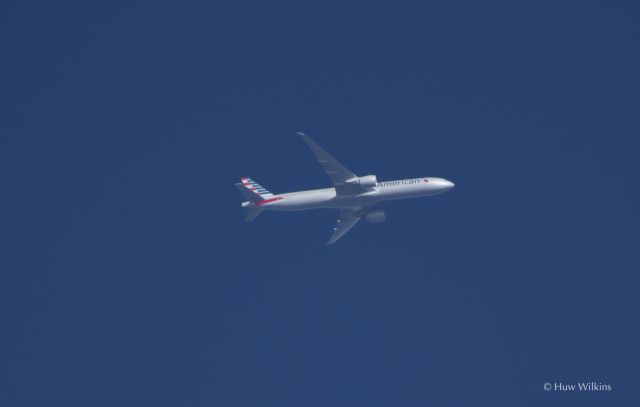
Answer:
top-left (235, 177), bottom-right (273, 222)
top-left (235, 183), bottom-right (262, 202)
top-left (240, 177), bottom-right (274, 199)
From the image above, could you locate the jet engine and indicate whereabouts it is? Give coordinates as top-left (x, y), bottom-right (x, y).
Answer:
top-left (348, 174), bottom-right (377, 187)
top-left (365, 210), bottom-right (386, 223)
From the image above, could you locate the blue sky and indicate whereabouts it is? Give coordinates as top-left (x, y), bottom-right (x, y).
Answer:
top-left (1, 1), bottom-right (639, 406)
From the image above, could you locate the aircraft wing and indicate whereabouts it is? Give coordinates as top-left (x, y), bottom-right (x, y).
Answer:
top-left (297, 132), bottom-right (358, 191)
top-left (327, 208), bottom-right (364, 245)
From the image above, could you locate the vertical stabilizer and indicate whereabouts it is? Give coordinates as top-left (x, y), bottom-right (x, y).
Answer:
top-left (240, 178), bottom-right (274, 199)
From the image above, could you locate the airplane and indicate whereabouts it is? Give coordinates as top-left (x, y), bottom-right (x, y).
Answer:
top-left (235, 132), bottom-right (455, 244)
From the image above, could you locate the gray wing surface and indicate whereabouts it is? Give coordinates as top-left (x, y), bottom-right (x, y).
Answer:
top-left (327, 207), bottom-right (365, 245)
top-left (297, 132), bottom-right (359, 194)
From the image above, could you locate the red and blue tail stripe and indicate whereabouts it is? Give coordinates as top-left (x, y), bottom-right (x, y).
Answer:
top-left (241, 177), bottom-right (274, 198)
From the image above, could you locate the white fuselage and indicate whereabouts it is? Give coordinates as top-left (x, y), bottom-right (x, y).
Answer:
top-left (248, 177), bottom-right (455, 211)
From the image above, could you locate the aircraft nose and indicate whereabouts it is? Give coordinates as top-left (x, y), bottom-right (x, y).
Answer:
top-left (434, 178), bottom-right (454, 190)
top-left (426, 177), bottom-right (455, 191)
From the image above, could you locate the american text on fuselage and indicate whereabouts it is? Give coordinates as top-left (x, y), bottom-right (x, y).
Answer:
top-left (376, 177), bottom-right (425, 187)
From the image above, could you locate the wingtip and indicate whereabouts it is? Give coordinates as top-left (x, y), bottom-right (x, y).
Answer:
top-left (326, 234), bottom-right (339, 245)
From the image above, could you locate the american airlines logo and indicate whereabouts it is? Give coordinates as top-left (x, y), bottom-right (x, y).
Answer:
top-left (377, 178), bottom-right (424, 188)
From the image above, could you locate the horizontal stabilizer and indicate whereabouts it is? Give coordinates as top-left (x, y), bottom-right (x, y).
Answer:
top-left (245, 207), bottom-right (264, 222)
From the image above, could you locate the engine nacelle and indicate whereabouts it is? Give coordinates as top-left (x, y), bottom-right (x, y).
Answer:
top-left (348, 174), bottom-right (377, 188)
top-left (365, 209), bottom-right (386, 223)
